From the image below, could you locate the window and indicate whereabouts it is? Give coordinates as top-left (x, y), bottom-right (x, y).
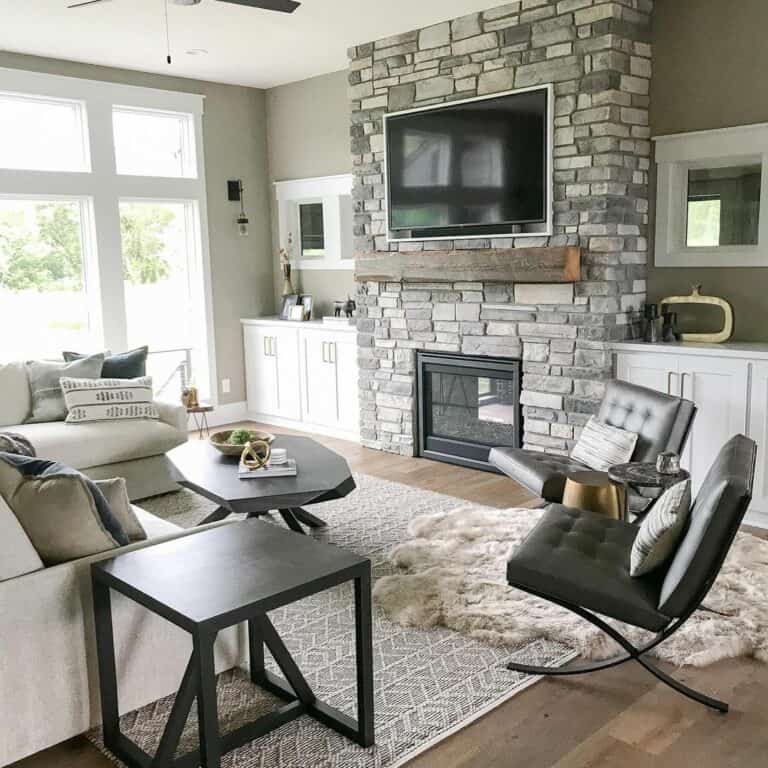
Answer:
top-left (655, 124), bottom-right (768, 267)
top-left (0, 92), bottom-right (89, 172)
top-left (0, 198), bottom-right (97, 359)
top-left (0, 69), bottom-right (214, 401)
top-left (299, 203), bottom-right (325, 256)
top-left (113, 107), bottom-right (197, 178)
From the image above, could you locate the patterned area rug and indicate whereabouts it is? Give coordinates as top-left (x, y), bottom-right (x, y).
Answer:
top-left (89, 474), bottom-right (573, 768)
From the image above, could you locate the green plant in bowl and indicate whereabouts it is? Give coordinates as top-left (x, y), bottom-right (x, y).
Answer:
top-left (228, 429), bottom-right (254, 446)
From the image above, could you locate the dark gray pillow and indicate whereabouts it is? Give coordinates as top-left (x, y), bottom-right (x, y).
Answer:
top-left (25, 354), bottom-right (105, 424)
top-left (63, 346), bottom-right (148, 379)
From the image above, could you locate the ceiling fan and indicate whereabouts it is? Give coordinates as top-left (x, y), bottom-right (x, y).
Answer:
top-left (68, 0), bottom-right (301, 13)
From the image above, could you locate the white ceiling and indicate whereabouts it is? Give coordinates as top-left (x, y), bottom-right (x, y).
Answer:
top-left (0, 0), bottom-right (502, 89)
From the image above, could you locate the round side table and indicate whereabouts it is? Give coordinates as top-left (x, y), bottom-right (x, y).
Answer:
top-left (608, 463), bottom-right (690, 522)
top-left (562, 470), bottom-right (627, 521)
top-left (187, 403), bottom-right (214, 439)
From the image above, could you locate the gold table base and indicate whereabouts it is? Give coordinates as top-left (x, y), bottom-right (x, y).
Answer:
top-left (562, 471), bottom-right (627, 520)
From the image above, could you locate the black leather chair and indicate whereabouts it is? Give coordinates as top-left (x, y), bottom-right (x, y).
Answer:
top-left (505, 434), bottom-right (757, 712)
top-left (490, 379), bottom-right (697, 506)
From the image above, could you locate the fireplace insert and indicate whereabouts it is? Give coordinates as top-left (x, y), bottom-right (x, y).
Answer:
top-left (416, 351), bottom-right (522, 472)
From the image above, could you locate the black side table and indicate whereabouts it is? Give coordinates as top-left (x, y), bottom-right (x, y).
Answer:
top-left (608, 462), bottom-right (691, 521)
top-left (92, 521), bottom-right (374, 768)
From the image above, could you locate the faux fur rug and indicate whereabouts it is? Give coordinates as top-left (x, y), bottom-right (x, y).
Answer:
top-left (374, 506), bottom-right (768, 668)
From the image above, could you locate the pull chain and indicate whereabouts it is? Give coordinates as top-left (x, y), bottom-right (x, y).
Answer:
top-left (164, 0), bottom-right (172, 64)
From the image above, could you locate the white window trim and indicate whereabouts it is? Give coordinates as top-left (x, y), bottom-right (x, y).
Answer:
top-left (654, 122), bottom-right (768, 267)
top-left (0, 67), bottom-right (218, 403)
top-left (274, 174), bottom-right (354, 271)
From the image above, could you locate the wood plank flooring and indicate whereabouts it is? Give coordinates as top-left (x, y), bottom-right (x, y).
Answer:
top-left (11, 423), bottom-right (768, 768)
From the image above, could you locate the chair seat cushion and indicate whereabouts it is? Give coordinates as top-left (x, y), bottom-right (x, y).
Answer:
top-left (489, 447), bottom-right (588, 501)
top-left (506, 504), bottom-right (670, 632)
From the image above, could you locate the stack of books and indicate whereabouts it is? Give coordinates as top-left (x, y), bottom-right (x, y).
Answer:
top-left (238, 455), bottom-right (297, 479)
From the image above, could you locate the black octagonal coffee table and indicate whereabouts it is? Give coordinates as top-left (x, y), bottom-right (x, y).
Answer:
top-left (168, 435), bottom-right (356, 533)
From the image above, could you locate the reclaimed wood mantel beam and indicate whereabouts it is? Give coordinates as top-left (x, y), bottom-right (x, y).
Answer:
top-left (354, 246), bottom-right (581, 284)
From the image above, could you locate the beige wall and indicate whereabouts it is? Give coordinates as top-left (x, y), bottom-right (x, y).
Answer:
top-left (0, 51), bottom-right (274, 405)
top-left (265, 70), bottom-right (355, 318)
top-left (648, 0), bottom-right (768, 341)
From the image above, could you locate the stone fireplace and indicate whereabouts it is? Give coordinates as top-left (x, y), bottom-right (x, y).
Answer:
top-left (349, 0), bottom-right (653, 458)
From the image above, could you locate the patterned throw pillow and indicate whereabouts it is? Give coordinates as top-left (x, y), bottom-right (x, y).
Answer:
top-left (630, 479), bottom-right (691, 577)
top-left (570, 416), bottom-right (639, 471)
top-left (60, 376), bottom-right (159, 423)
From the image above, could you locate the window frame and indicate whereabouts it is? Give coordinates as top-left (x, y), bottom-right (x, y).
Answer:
top-left (654, 122), bottom-right (768, 267)
top-left (0, 67), bottom-right (217, 402)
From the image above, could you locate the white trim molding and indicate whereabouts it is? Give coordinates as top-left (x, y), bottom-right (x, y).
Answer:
top-left (654, 122), bottom-right (768, 268)
top-left (274, 173), bottom-right (354, 271)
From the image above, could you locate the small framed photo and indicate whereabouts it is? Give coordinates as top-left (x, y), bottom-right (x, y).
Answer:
top-left (288, 305), bottom-right (305, 322)
top-left (280, 294), bottom-right (299, 320)
top-left (299, 294), bottom-right (313, 321)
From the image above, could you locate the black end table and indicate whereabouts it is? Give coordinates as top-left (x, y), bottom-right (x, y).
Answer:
top-left (168, 435), bottom-right (356, 533)
top-left (608, 462), bottom-right (691, 521)
top-left (92, 521), bottom-right (374, 768)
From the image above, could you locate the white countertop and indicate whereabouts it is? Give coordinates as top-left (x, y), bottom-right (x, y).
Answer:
top-left (611, 340), bottom-right (768, 361)
top-left (241, 316), bottom-right (357, 332)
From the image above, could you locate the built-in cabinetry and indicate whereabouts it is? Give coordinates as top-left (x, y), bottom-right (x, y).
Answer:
top-left (613, 341), bottom-right (768, 527)
top-left (242, 318), bottom-right (359, 442)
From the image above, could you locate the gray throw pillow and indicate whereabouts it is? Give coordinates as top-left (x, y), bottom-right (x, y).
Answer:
top-left (63, 346), bottom-right (148, 379)
top-left (0, 453), bottom-right (129, 566)
top-left (25, 354), bottom-right (105, 424)
top-left (94, 478), bottom-right (147, 543)
top-left (630, 479), bottom-right (691, 577)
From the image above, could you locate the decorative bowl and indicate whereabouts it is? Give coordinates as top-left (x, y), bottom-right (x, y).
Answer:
top-left (209, 430), bottom-right (275, 456)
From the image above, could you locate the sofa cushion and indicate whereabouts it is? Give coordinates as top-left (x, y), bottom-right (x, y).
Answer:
top-left (507, 504), bottom-right (669, 632)
top-left (8, 418), bottom-right (185, 470)
top-left (489, 447), bottom-right (589, 501)
top-left (0, 362), bottom-right (31, 428)
top-left (25, 355), bottom-right (105, 424)
top-left (0, 494), bottom-right (44, 581)
top-left (0, 453), bottom-right (129, 565)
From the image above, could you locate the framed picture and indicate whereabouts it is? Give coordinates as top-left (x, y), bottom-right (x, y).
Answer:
top-left (280, 294), bottom-right (299, 320)
top-left (299, 294), bottom-right (313, 321)
top-left (288, 305), bottom-right (305, 322)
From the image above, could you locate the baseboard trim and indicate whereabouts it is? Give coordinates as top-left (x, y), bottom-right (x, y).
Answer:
top-left (202, 401), bottom-right (248, 429)
top-left (744, 508), bottom-right (768, 530)
top-left (246, 411), bottom-right (360, 443)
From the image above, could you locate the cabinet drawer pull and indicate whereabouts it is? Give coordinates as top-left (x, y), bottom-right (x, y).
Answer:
top-left (263, 337), bottom-right (269, 357)
top-left (271, 337), bottom-right (277, 357)
top-left (322, 341), bottom-right (328, 363)
top-left (329, 342), bottom-right (336, 364)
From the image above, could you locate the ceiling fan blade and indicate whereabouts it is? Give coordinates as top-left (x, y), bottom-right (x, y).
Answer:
top-left (217, 0), bottom-right (301, 13)
top-left (68, 0), bottom-right (113, 8)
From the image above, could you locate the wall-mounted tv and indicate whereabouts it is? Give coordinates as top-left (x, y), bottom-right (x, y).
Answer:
top-left (384, 86), bottom-right (551, 242)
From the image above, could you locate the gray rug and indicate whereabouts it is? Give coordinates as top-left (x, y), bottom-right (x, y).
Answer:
top-left (90, 474), bottom-right (573, 768)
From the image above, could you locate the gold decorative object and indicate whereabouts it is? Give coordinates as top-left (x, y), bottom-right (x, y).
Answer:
top-left (240, 440), bottom-right (272, 471)
top-left (563, 471), bottom-right (627, 521)
top-left (659, 285), bottom-right (734, 343)
top-left (209, 430), bottom-right (275, 456)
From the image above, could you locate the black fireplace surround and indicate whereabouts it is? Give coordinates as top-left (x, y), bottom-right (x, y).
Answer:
top-left (416, 351), bottom-right (522, 472)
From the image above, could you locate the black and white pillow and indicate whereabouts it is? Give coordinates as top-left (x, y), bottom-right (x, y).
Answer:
top-left (570, 416), bottom-right (638, 471)
top-left (61, 376), bottom-right (159, 423)
top-left (630, 479), bottom-right (691, 577)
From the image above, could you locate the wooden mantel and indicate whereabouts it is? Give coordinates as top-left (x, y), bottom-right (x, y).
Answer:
top-left (354, 246), bottom-right (581, 284)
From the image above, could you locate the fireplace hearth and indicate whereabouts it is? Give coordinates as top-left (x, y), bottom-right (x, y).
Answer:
top-left (417, 352), bottom-right (521, 472)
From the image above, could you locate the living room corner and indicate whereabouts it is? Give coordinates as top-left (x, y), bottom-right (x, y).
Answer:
top-left (2, 2), bottom-right (768, 768)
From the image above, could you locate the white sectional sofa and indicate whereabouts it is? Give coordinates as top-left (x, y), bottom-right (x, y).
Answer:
top-left (0, 361), bottom-right (188, 500)
top-left (0, 501), bottom-right (245, 766)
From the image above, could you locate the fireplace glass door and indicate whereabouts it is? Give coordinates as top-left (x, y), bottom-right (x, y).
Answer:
top-left (417, 352), bottom-right (521, 471)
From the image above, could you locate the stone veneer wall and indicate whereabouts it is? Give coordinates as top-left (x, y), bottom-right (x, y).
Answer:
top-left (349, 0), bottom-right (653, 457)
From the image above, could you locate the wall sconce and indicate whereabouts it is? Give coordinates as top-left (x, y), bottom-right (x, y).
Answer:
top-left (227, 179), bottom-right (249, 237)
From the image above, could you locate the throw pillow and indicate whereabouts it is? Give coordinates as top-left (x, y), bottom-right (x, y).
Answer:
top-left (25, 354), bottom-right (105, 424)
top-left (570, 416), bottom-right (639, 472)
top-left (63, 346), bottom-right (148, 379)
top-left (630, 479), bottom-right (692, 577)
top-left (0, 493), bottom-right (44, 580)
top-left (60, 376), bottom-right (159, 423)
top-left (94, 478), bottom-right (147, 543)
top-left (0, 453), bottom-right (129, 565)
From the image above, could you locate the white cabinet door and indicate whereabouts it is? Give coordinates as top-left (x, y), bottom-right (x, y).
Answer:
top-left (615, 351), bottom-right (679, 396)
top-left (334, 334), bottom-right (360, 434)
top-left (243, 325), bottom-right (278, 416)
top-left (301, 332), bottom-right (339, 428)
top-left (271, 326), bottom-right (301, 421)
top-left (747, 361), bottom-right (768, 516)
top-left (679, 356), bottom-right (749, 495)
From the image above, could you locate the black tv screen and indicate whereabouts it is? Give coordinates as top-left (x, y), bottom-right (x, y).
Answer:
top-left (385, 88), bottom-right (549, 235)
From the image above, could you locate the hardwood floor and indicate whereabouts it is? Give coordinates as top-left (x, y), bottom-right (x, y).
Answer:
top-left (11, 423), bottom-right (768, 768)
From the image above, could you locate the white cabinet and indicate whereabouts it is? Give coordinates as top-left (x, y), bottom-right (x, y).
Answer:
top-left (748, 361), bottom-right (768, 517)
top-left (242, 318), bottom-right (359, 441)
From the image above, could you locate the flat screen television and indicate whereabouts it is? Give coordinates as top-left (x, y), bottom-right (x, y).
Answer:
top-left (384, 86), bottom-right (550, 240)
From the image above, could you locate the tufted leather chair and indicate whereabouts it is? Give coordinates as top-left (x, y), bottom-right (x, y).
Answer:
top-left (490, 379), bottom-right (697, 505)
